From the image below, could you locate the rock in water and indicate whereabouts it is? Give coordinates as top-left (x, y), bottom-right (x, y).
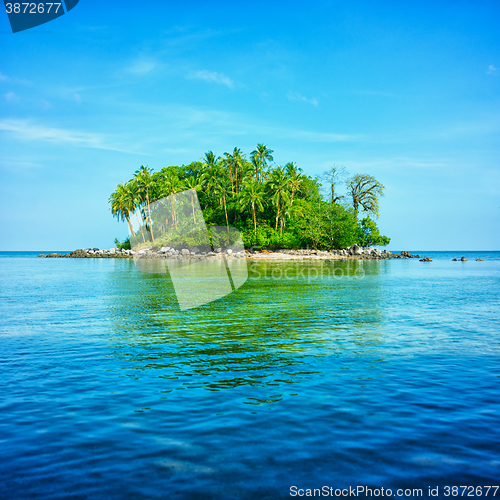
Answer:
top-left (476, 258), bottom-right (484, 261)
top-left (419, 257), bottom-right (432, 262)
top-left (461, 256), bottom-right (467, 261)
top-left (452, 258), bottom-right (458, 261)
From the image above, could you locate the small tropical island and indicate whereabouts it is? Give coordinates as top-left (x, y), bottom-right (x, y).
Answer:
top-left (108, 144), bottom-right (391, 252)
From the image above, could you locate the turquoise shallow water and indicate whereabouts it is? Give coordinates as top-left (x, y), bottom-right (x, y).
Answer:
top-left (0, 251), bottom-right (499, 499)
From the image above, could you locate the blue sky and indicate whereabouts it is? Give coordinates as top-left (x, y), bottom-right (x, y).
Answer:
top-left (1, 0), bottom-right (499, 250)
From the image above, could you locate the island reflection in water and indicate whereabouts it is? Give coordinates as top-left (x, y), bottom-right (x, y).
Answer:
top-left (106, 259), bottom-right (387, 404)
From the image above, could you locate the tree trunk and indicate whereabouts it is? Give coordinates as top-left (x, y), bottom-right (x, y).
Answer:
top-left (274, 196), bottom-right (280, 231)
top-left (170, 195), bottom-right (178, 229)
top-left (126, 216), bottom-right (138, 244)
top-left (223, 195), bottom-right (229, 231)
top-left (134, 210), bottom-right (146, 243)
top-left (146, 191), bottom-right (155, 242)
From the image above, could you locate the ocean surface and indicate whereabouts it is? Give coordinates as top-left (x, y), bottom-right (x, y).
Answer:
top-left (1, 251), bottom-right (499, 499)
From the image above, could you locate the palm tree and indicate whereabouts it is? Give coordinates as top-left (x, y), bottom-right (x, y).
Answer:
top-left (161, 173), bottom-right (185, 229)
top-left (200, 152), bottom-right (221, 199)
top-left (239, 180), bottom-right (266, 234)
top-left (184, 175), bottom-right (202, 223)
top-left (223, 147), bottom-right (245, 197)
top-left (126, 180), bottom-right (147, 243)
top-left (267, 166), bottom-right (291, 234)
top-left (280, 199), bottom-right (304, 236)
top-left (134, 166), bottom-right (156, 242)
top-left (201, 151), bottom-right (220, 171)
top-left (250, 153), bottom-right (263, 183)
top-left (232, 147), bottom-right (245, 195)
top-left (251, 143), bottom-right (274, 182)
top-left (284, 162), bottom-right (304, 207)
top-left (201, 159), bottom-right (232, 229)
top-left (109, 183), bottom-right (140, 245)
top-left (204, 169), bottom-right (231, 230)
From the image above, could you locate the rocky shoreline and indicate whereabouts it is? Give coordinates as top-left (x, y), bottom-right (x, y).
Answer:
top-left (37, 244), bottom-right (424, 261)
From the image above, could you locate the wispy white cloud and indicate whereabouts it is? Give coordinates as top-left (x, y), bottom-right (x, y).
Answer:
top-left (486, 64), bottom-right (498, 75)
top-left (0, 71), bottom-right (32, 84)
top-left (188, 70), bottom-right (234, 89)
top-left (0, 119), bottom-right (145, 154)
top-left (285, 129), bottom-right (359, 142)
top-left (97, 101), bottom-right (362, 146)
top-left (287, 91), bottom-right (318, 106)
top-left (0, 159), bottom-right (43, 172)
top-left (74, 93), bottom-right (82, 104)
top-left (127, 58), bottom-right (157, 74)
top-left (4, 92), bottom-right (20, 103)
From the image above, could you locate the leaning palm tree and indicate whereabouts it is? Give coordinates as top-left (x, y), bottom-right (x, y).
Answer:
top-left (126, 180), bottom-right (147, 243)
top-left (239, 180), bottom-right (266, 234)
top-left (251, 143), bottom-right (274, 182)
top-left (134, 166), bottom-right (156, 242)
top-left (109, 183), bottom-right (139, 245)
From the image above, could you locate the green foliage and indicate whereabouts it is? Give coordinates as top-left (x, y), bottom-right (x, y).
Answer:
top-left (109, 144), bottom-right (389, 250)
top-left (241, 225), bottom-right (273, 249)
top-left (114, 236), bottom-right (131, 250)
top-left (357, 217), bottom-right (391, 247)
top-left (296, 199), bottom-right (359, 249)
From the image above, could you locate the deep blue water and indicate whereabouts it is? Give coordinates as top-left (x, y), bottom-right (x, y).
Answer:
top-left (1, 251), bottom-right (499, 499)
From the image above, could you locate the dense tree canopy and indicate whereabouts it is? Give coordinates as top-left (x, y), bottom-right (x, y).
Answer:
top-left (109, 145), bottom-right (390, 250)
